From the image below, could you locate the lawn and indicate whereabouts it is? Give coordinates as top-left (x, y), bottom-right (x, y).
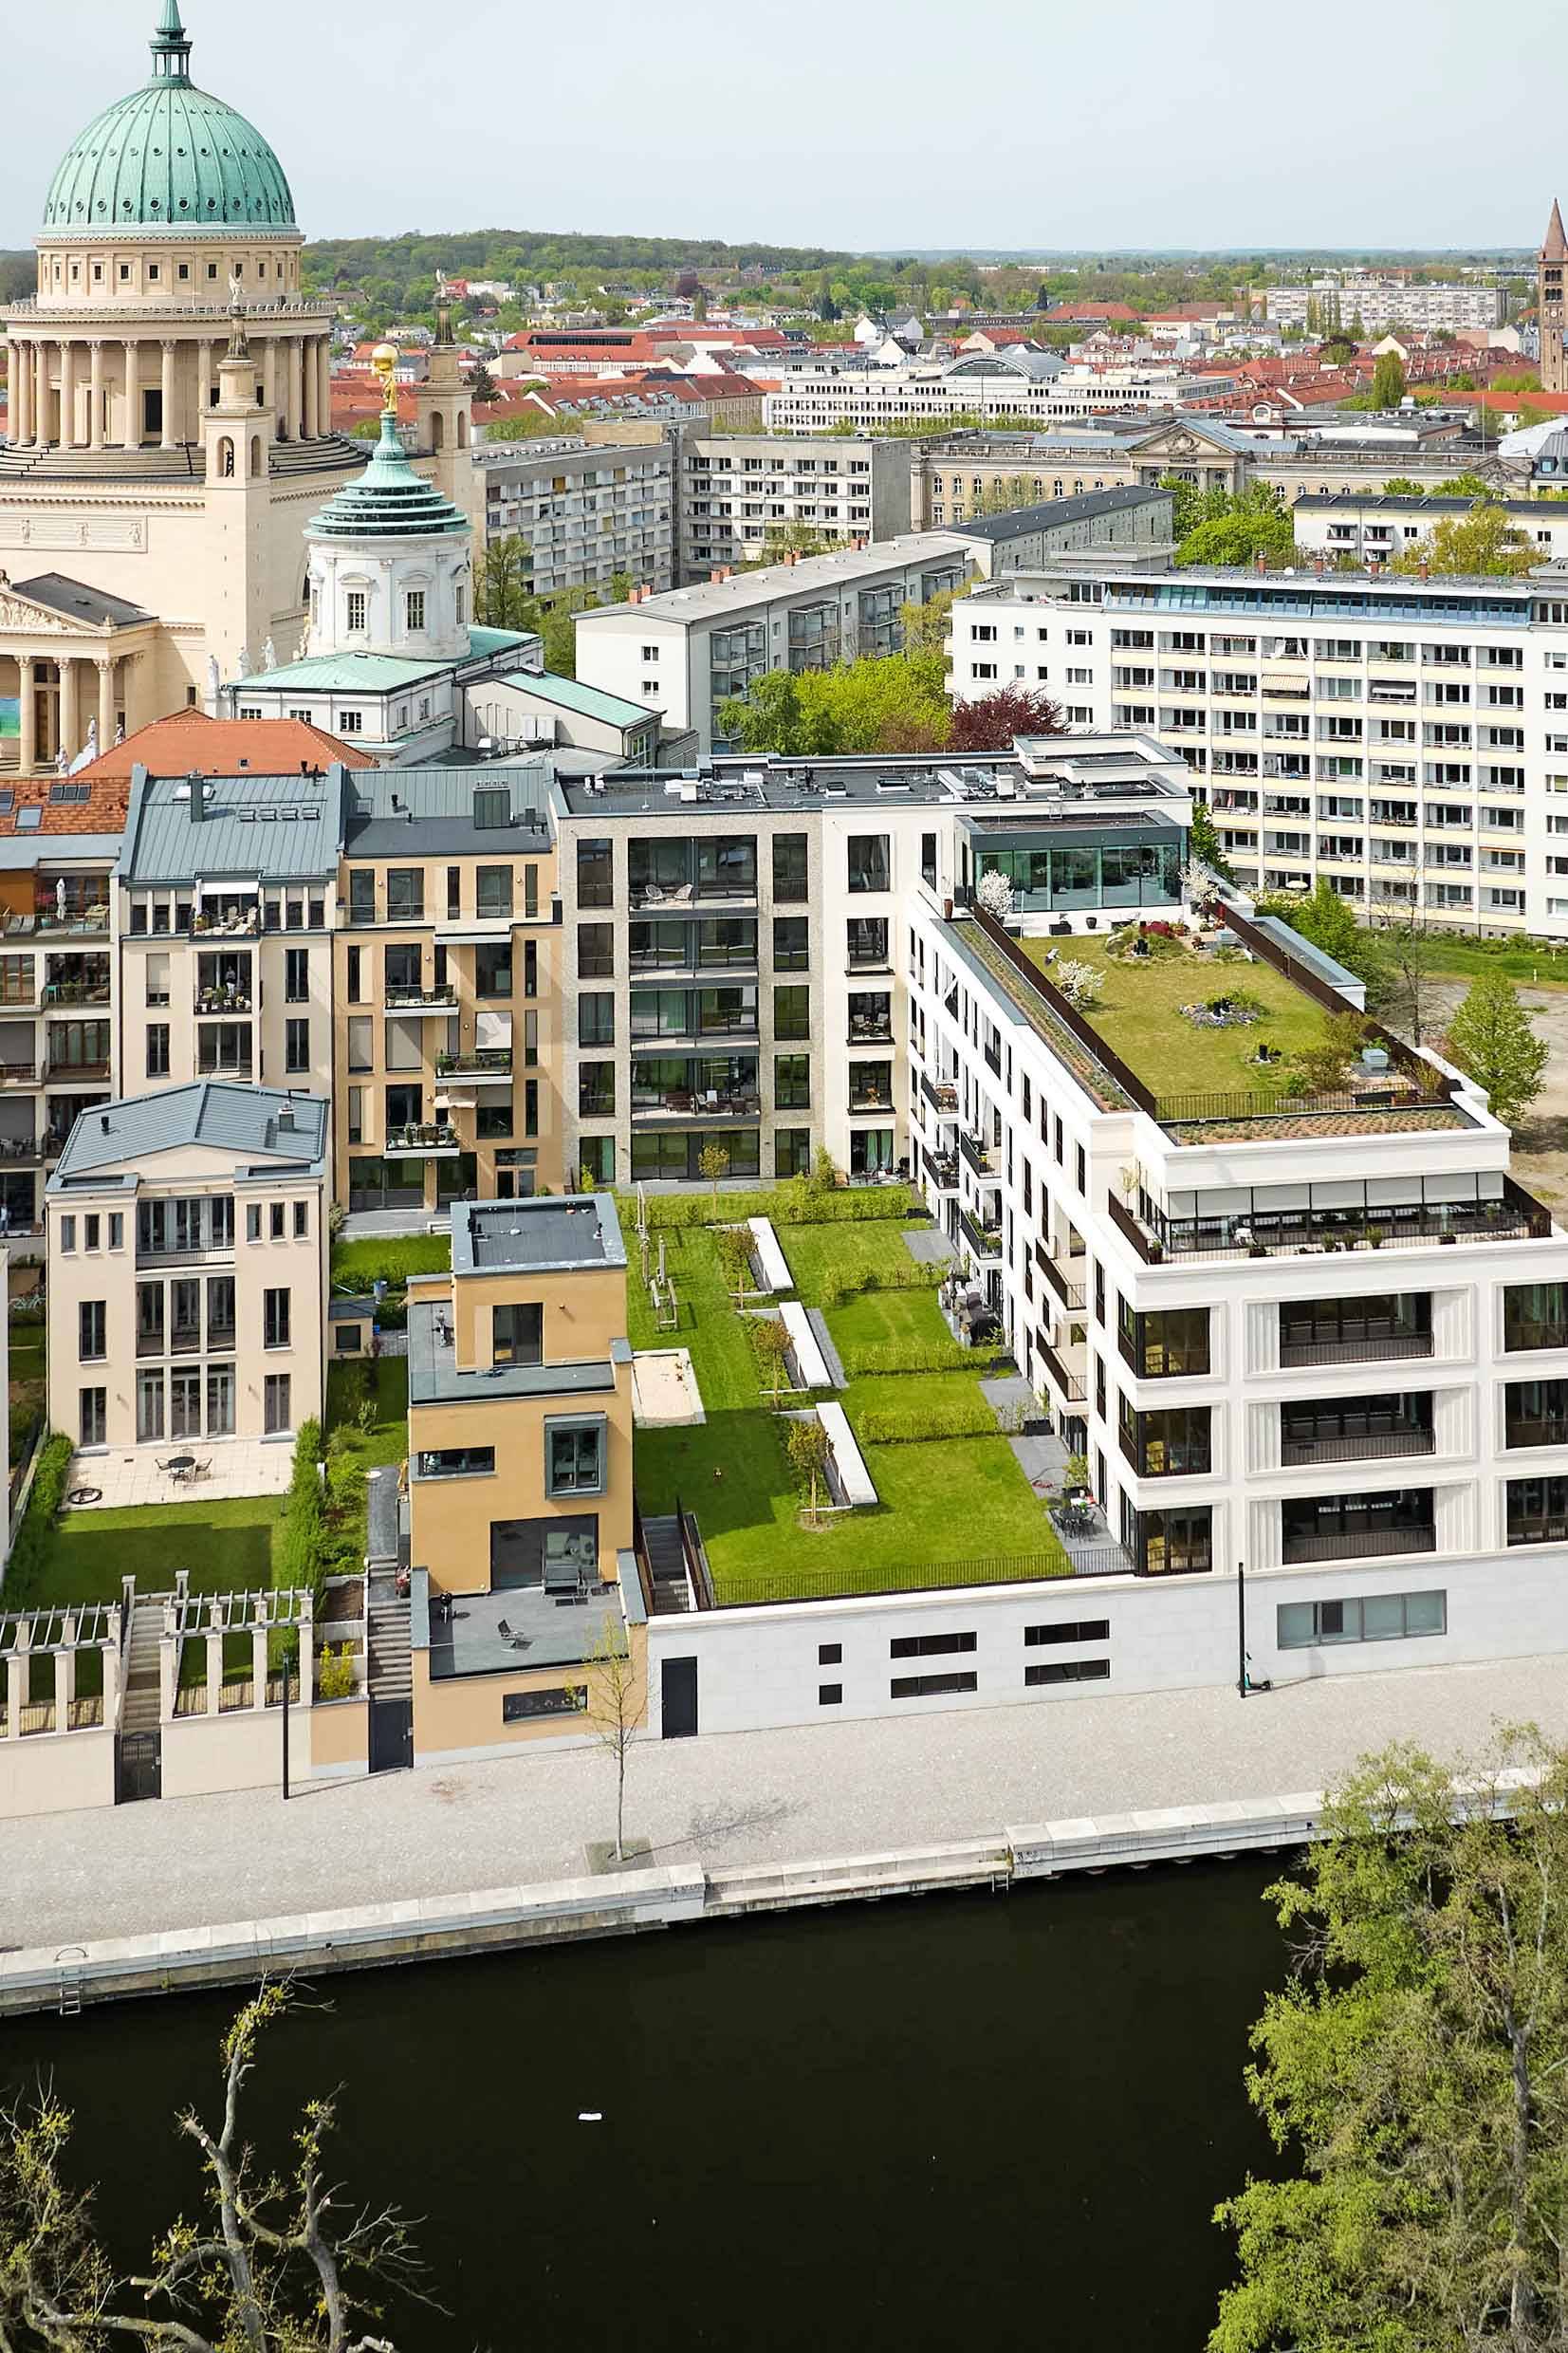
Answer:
top-left (778, 1219), bottom-right (933, 1304)
top-left (37, 1495), bottom-right (286, 1608)
top-left (330, 1234), bottom-right (451, 1288)
top-left (1022, 934), bottom-right (1332, 1097)
top-left (325, 1356), bottom-right (409, 1468)
top-left (626, 1220), bottom-right (1065, 1601)
top-left (9, 1313), bottom-right (45, 1475)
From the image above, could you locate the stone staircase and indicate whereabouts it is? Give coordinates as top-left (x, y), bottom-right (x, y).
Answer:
top-left (641, 1513), bottom-right (692, 1616)
top-left (365, 1567), bottom-right (411, 1702)
top-left (120, 1595), bottom-right (164, 1733)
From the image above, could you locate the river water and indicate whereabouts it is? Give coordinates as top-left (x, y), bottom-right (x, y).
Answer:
top-left (0, 1861), bottom-right (1289, 2350)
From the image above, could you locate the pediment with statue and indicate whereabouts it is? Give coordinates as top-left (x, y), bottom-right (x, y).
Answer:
top-left (0, 577), bottom-right (155, 639)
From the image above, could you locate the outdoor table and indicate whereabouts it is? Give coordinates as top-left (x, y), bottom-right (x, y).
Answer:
top-left (166, 1454), bottom-right (196, 1482)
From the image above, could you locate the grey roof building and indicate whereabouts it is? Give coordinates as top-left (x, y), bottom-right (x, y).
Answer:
top-left (48, 1079), bottom-right (328, 1188)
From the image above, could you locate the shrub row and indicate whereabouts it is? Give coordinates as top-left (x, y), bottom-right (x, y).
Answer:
top-left (815, 1263), bottom-right (943, 1308)
top-left (854, 1397), bottom-right (1003, 1446)
top-left (2, 1430), bottom-right (72, 1607)
top-left (838, 1338), bottom-right (974, 1379)
top-left (625, 1182), bottom-right (915, 1232)
top-left (275, 1418), bottom-right (326, 1605)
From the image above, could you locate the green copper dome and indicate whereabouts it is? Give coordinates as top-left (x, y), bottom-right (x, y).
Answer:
top-left (43, 4), bottom-right (296, 235)
top-left (308, 412), bottom-right (470, 542)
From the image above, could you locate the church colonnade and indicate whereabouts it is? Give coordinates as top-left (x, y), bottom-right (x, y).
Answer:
top-left (0, 650), bottom-right (140, 772)
top-left (3, 333), bottom-right (333, 454)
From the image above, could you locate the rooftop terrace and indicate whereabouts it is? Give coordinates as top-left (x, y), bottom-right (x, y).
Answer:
top-left (452, 1194), bottom-right (626, 1276)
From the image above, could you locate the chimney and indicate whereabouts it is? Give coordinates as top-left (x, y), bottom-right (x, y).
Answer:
top-left (1420, 561), bottom-right (1430, 581)
top-left (710, 567), bottom-right (724, 584)
top-left (188, 769), bottom-right (206, 822)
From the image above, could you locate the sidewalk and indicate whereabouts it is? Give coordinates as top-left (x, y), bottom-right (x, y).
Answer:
top-left (6, 1652), bottom-right (1567, 1954)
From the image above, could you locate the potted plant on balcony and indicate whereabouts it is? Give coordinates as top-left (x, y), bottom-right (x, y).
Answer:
top-left (1062, 1452), bottom-right (1091, 1503)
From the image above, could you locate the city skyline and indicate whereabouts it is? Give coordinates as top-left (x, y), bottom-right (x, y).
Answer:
top-left (3, 0), bottom-right (1559, 254)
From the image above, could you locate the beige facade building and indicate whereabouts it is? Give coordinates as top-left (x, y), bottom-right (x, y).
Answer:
top-left (46, 1081), bottom-right (327, 1457)
top-left (0, 4), bottom-right (478, 773)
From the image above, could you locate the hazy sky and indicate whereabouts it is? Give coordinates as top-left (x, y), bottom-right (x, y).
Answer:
top-left (5, 0), bottom-right (1559, 253)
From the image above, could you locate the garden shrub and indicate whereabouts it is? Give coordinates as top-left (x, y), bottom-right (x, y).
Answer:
top-left (854, 1397), bottom-right (1002, 1445)
top-left (316, 1641), bottom-right (358, 1701)
top-left (2, 1430), bottom-right (72, 1606)
top-left (276, 1419), bottom-right (326, 1603)
top-left (621, 1183), bottom-right (915, 1232)
top-left (838, 1336), bottom-right (974, 1379)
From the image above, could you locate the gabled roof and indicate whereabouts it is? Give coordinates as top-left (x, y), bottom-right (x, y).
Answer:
top-left (6, 574), bottom-right (154, 631)
top-left (119, 767), bottom-right (349, 885)
top-left (500, 670), bottom-right (656, 727)
top-left (79, 710), bottom-right (373, 782)
top-left (0, 775), bottom-right (129, 839)
top-left (49, 1082), bottom-right (328, 1186)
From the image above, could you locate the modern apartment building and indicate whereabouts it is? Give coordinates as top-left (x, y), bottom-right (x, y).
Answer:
top-left (550, 737), bottom-right (1192, 1195)
top-left (472, 435), bottom-right (676, 598)
top-left (679, 433), bottom-right (911, 581)
top-left (405, 1194), bottom-right (642, 1758)
top-left (948, 559), bottom-right (1568, 934)
top-left (946, 487), bottom-right (1174, 578)
top-left (572, 535), bottom-right (974, 750)
top-left (1263, 280), bottom-right (1505, 333)
top-left (765, 361), bottom-right (1067, 434)
top-left (1292, 493), bottom-right (1568, 569)
top-left (45, 1081), bottom-right (328, 1457)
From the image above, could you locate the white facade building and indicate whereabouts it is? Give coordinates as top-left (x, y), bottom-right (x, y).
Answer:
top-left (1292, 493), bottom-right (1568, 570)
top-left (949, 559), bottom-right (1568, 934)
top-left (473, 435), bottom-right (676, 598)
top-left (1264, 281), bottom-right (1506, 333)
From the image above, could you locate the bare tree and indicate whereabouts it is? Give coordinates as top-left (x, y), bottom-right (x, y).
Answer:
top-left (1370, 903), bottom-right (1440, 1046)
top-left (0, 1981), bottom-right (429, 2351)
top-left (585, 1621), bottom-right (645, 1863)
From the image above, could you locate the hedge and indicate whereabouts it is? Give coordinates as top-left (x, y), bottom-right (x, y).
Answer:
top-left (853, 1398), bottom-right (1003, 1446)
top-left (837, 1337), bottom-right (975, 1379)
top-left (619, 1182), bottom-right (916, 1232)
top-left (275, 1418), bottom-right (326, 1605)
top-left (2, 1430), bottom-right (72, 1606)
top-left (816, 1263), bottom-right (944, 1308)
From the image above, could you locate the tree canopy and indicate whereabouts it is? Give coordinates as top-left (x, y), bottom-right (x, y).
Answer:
top-left (715, 654), bottom-right (950, 757)
top-left (1391, 500), bottom-right (1536, 577)
top-left (950, 685), bottom-right (1064, 749)
top-left (1445, 970), bottom-right (1550, 1124)
top-left (1370, 350), bottom-right (1407, 409)
top-left (1212, 1732), bottom-right (1568, 2353)
top-left (1171, 485), bottom-right (1295, 570)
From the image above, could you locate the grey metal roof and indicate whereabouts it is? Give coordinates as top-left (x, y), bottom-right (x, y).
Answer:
top-left (1299, 491), bottom-right (1558, 516)
top-left (407, 1298), bottom-right (618, 1408)
top-left (451, 1194), bottom-right (626, 1276)
top-left (955, 486), bottom-right (1173, 544)
top-left (48, 1082), bottom-right (328, 1185)
top-left (14, 573), bottom-right (155, 629)
top-left (343, 763), bottom-right (554, 858)
top-left (119, 768), bottom-right (349, 885)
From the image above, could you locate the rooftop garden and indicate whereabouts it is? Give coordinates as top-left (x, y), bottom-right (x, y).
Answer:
top-left (624, 1183), bottom-right (1072, 1606)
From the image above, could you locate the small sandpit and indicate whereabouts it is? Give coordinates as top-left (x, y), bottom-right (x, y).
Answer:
top-left (631, 1346), bottom-right (706, 1426)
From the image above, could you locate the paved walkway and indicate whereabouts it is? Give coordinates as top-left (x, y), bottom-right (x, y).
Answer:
top-left (64, 1437), bottom-right (294, 1511)
top-left (5, 1653), bottom-right (1567, 1953)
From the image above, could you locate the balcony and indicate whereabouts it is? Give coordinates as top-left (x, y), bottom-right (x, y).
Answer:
top-left (924, 1146), bottom-right (959, 1190)
top-left (44, 1058), bottom-right (110, 1084)
top-left (385, 986), bottom-right (458, 1014)
top-left (958, 1206), bottom-right (1003, 1262)
top-left (1280, 1332), bottom-right (1434, 1369)
top-left (1038, 1244), bottom-right (1086, 1313)
top-left (1280, 1426), bottom-right (1436, 1467)
top-left (631, 1089), bottom-right (761, 1122)
top-left (1038, 1331), bottom-right (1086, 1404)
top-left (435, 1047), bottom-right (513, 1084)
top-left (1281, 1523), bottom-right (1436, 1566)
top-left (848, 1085), bottom-right (895, 1117)
top-left (0, 1062), bottom-right (37, 1085)
top-left (1503, 1417), bottom-right (1568, 1451)
top-left (194, 991), bottom-right (253, 1015)
top-left (959, 1130), bottom-right (994, 1178)
top-left (43, 979), bottom-right (110, 1007)
top-left (921, 1071), bottom-right (958, 1116)
top-left (384, 1122), bottom-right (460, 1157)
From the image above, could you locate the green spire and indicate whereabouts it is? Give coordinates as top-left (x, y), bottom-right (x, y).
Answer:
top-left (149, 0), bottom-right (192, 83)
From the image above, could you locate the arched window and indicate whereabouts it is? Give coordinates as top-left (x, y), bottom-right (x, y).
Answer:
top-left (432, 413), bottom-right (446, 452)
top-left (249, 435), bottom-right (262, 473)
top-left (456, 413), bottom-right (470, 449)
top-left (218, 436), bottom-right (235, 478)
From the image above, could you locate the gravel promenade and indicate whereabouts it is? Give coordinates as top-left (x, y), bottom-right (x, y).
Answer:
top-left (6, 1652), bottom-right (1567, 1953)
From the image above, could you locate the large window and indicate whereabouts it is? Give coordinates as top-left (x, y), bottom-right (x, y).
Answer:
top-left (1279, 1392), bottom-right (1433, 1465)
top-left (579, 1063), bottom-right (615, 1118)
top-left (774, 1054), bottom-right (810, 1110)
top-left (79, 1386), bottom-right (105, 1448)
top-left (1117, 1302), bottom-right (1209, 1380)
top-left (1281, 1489), bottom-right (1435, 1565)
top-left (1504, 1283), bottom-right (1568, 1353)
top-left (264, 1373), bottom-right (291, 1436)
top-left (846, 917), bottom-right (889, 969)
top-left (578, 925), bottom-right (613, 980)
top-left (79, 1300), bottom-right (105, 1362)
top-left (847, 835), bottom-right (891, 894)
top-left (773, 985), bottom-right (809, 1041)
top-left (416, 1444), bottom-right (496, 1479)
top-left (577, 839), bottom-right (614, 908)
top-left (1117, 1399), bottom-right (1211, 1477)
top-left (545, 1416), bottom-right (606, 1496)
top-left (1504, 1380), bottom-right (1568, 1449)
top-left (385, 868), bottom-right (423, 922)
top-left (773, 916), bottom-right (810, 971)
top-left (197, 1023), bottom-right (250, 1075)
top-left (1278, 1590), bottom-right (1445, 1648)
top-left (850, 1128), bottom-right (894, 1177)
top-left (1279, 1292), bottom-right (1431, 1367)
top-left (1121, 1501), bottom-right (1212, 1576)
top-left (579, 993), bottom-right (615, 1048)
top-left (205, 1363), bottom-right (235, 1436)
top-left (264, 1288), bottom-right (291, 1350)
top-left (696, 837), bottom-right (757, 900)
top-left (772, 834), bottom-right (808, 902)
top-left (492, 1302), bottom-right (543, 1366)
top-left (1507, 1474), bottom-right (1568, 1546)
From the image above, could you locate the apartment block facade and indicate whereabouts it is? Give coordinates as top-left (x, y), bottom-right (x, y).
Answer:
top-left (473, 435), bottom-right (676, 599)
top-left (1263, 281), bottom-right (1505, 333)
top-left (949, 560), bottom-right (1568, 934)
top-left (1292, 493), bottom-right (1568, 570)
top-left (679, 432), bottom-right (911, 581)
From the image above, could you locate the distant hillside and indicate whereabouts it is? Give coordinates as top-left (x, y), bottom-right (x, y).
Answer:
top-left (304, 230), bottom-right (858, 298)
top-left (0, 253), bottom-right (33, 305)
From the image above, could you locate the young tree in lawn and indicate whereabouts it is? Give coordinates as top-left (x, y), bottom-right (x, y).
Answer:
top-left (949, 685), bottom-right (1064, 751)
top-left (697, 1139), bottom-right (729, 1212)
top-left (750, 1311), bottom-right (793, 1406)
top-left (714, 1222), bottom-right (755, 1301)
top-left (785, 1413), bottom-right (831, 1528)
top-left (584, 1618), bottom-right (644, 1864)
top-left (0, 1981), bottom-right (428, 2350)
top-left (1445, 970), bottom-right (1549, 1125)
top-left (1211, 1732), bottom-right (1568, 2353)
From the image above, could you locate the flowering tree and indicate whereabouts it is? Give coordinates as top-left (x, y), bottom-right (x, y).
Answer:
top-left (1053, 960), bottom-right (1103, 1010)
top-left (949, 685), bottom-right (1065, 751)
top-left (975, 867), bottom-right (1015, 921)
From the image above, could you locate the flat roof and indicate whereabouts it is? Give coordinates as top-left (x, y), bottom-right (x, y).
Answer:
top-left (451, 1193), bottom-right (626, 1276)
top-left (955, 486), bottom-right (1173, 543)
top-left (343, 765), bottom-right (554, 858)
top-left (1299, 491), bottom-right (1562, 516)
top-left (407, 1298), bottom-right (618, 1408)
top-left (553, 737), bottom-right (1189, 818)
top-left (574, 532), bottom-right (973, 627)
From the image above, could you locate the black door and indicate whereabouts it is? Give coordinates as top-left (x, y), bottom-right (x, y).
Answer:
top-left (115, 1730), bottom-right (160, 1803)
top-left (368, 1696), bottom-right (413, 1773)
top-left (661, 1656), bottom-right (698, 1739)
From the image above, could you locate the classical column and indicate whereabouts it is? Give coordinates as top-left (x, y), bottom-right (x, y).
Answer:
top-left (58, 341), bottom-right (76, 450)
top-left (87, 340), bottom-right (104, 451)
top-left (33, 343), bottom-right (48, 446)
top-left (302, 339), bottom-right (318, 439)
top-left (197, 337), bottom-right (213, 419)
top-left (121, 338), bottom-right (139, 451)
top-left (286, 336), bottom-right (303, 442)
top-left (9, 341), bottom-right (27, 446)
top-left (318, 339), bottom-right (332, 437)
top-left (59, 658), bottom-right (80, 760)
top-left (2, 343), bottom-right (12, 446)
top-left (96, 658), bottom-right (114, 748)
top-left (263, 335), bottom-right (277, 427)
top-left (17, 658), bottom-right (36, 774)
top-left (159, 339), bottom-right (176, 450)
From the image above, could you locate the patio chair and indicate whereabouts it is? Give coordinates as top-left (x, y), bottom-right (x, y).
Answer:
top-left (190, 1457), bottom-right (212, 1482)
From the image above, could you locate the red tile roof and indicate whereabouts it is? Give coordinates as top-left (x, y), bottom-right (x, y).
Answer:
top-left (0, 775), bottom-right (129, 837)
top-left (78, 710), bottom-right (374, 783)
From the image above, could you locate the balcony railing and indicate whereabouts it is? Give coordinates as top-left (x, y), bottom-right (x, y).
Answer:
top-left (1282, 1524), bottom-right (1436, 1566)
top-left (436, 1048), bottom-right (513, 1078)
top-left (1503, 1418), bottom-right (1568, 1451)
top-left (45, 1058), bottom-right (110, 1083)
top-left (920, 1071), bottom-right (959, 1115)
top-left (958, 1206), bottom-right (1003, 1262)
top-left (43, 981), bottom-right (110, 1006)
top-left (1038, 1245), bottom-right (1086, 1313)
top-left (194, 991), bottom-right (252, 1015)
top-left (631, 1090), bottom-right (761, 1121)
top-left (385, 1122), bottom-right (460, 1156)
top-left (1280, 1332), bottom-right (1434, 1368)
top-left (1504, 1323), bottom-right (1568, 1355)
top-left (1038, 1332), bottom-right (1086, 1403)
top-left (959, 1130), bottom-right (994, 1178)
top-left (385, 986), bottom-right (457, 1012)
top-left (924, 1148), bottom-right (959, 1190)
top-left (1280, 1426), bottom-right (1436, 1466)
top-left (0, 1063), bottom-right (37, 1085)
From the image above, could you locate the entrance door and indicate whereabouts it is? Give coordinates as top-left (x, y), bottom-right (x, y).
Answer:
top-left (661, 1655), bottom-right (698, 1739)
top-left (368, 1696), bottom-right (413, 1773)
top-left (115, 1729), bottom-right (161, 1802)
